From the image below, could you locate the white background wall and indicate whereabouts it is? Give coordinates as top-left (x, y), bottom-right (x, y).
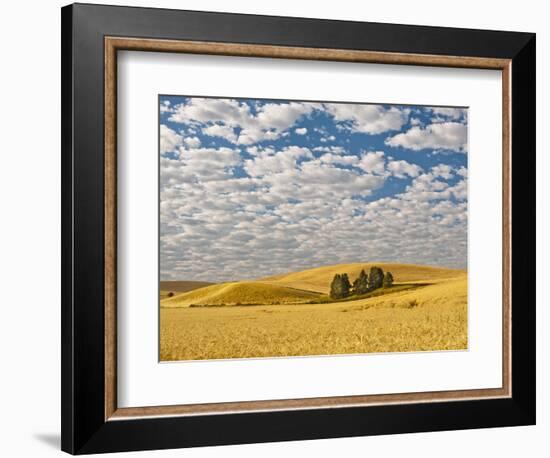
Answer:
top-left (0, 1), bottom-right (545, 456)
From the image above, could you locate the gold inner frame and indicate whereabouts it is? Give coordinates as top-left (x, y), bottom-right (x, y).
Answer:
top-left (104, 37), bottom-right (512, 421)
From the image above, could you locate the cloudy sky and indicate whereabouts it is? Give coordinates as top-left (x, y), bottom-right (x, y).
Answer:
top-left (159, 96), bottom-right (468, 282)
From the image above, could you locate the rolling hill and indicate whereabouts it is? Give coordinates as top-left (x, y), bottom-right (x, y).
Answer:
top-left (161, 281), bottom-right (321, 307)
top-left (258, 262), bottom-right (465, 294)
top-left (160, 263), bottom-right (465, 308)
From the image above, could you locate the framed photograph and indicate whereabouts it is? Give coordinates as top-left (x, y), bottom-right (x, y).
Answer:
top-left (61, 3), bottom-right (536, 454)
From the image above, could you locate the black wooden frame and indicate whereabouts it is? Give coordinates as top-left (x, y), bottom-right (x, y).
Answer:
top-left (61, 3), bottom-right (536, 454)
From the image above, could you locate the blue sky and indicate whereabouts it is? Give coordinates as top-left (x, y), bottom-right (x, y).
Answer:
top-left (159, 96), bottom-right (468, 281)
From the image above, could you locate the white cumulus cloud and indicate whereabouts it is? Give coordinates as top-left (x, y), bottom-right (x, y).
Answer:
top-left (385, 122), bottom-right (467, 152)
top-left (183, 136), bottom-right (201, 148)
top-left (325, 103), bottom-right (409, 134)
top-left (160, 124), bottom-right (182, 154)
top-left (429, 107), bottom-right (467, 121)
top-left (387, 160), bottom-right (423, 178)
top-left (169, 98), bottom-right (314, 145)
top-left (357, 151), bottom-right (386, 174)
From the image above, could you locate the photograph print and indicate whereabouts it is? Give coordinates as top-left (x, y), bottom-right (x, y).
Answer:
top-left (159, 95), bottom-right (468, 362)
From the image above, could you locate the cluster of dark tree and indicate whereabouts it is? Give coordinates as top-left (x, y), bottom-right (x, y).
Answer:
top-left (330, 267), bottom-right (394, 299)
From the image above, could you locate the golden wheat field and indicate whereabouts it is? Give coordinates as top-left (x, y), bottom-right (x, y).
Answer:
top-left (160, 263), bottom-right (467, 361)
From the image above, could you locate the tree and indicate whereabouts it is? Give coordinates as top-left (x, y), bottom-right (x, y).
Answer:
top-left (368, 266), bottom-right (385, 290)
top-left (341, 274), bottom-right (351, 297)
top-left (330, 273), bottom-right (352, 299)
top-left (330, 274), bottom-right (342, 299)
top-left (353, 269), bottom-right (370, 295)
top-left (383, 271), bottom-right (394, 287)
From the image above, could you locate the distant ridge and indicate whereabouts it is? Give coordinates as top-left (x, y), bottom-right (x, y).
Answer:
top-left (160, 280), bottom-right (214, 293)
